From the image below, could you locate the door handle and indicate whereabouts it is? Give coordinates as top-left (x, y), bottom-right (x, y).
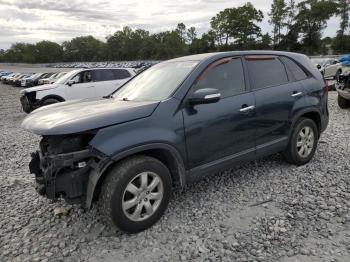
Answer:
top-left (239, 105), bottom-right (255, 112)
top-left (291, 91), bottom-right (303, 97)
top-left (86, 86), bottom-right (94, 88)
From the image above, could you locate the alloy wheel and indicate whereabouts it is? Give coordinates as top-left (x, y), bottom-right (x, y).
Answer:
top-left (122, 172), bottom-right (164, 222)
top-left (296, 126), bottom-right (315, 158)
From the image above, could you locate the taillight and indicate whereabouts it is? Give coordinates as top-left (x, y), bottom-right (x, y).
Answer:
top-left (323, 79), bottom-right (328, 95)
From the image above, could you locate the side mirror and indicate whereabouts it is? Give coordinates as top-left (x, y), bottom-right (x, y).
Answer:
top-left (316, 64), bottom-right (321, 70)
top-left (188, 88), bottom-right (221, 105)
top-left (67, 80), bottom-right (75, 86)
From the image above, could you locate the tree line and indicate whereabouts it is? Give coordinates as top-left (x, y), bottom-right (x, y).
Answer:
top-left (0, 0), bottom-right (348, 63)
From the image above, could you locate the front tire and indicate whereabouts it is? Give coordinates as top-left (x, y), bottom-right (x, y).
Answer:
top-left (99, 155), bottom-right (172, 233)
top-left (337, 95), bottom-right (350, 109)
top-left (42, 98), bottom-right (60, 106)
top-left (283, 118), bottom-right (318, 166)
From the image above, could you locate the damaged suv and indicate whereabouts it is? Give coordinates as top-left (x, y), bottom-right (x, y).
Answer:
top-left (23, 51), bottom-right (329, 233)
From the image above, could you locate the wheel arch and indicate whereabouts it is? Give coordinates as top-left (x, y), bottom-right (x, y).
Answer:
top-left (290, 109), bottom-right (322, 138)
top-left (86, 143), bottom-right (187, 208)
top-left (40, 94), bottom-right (65, 105)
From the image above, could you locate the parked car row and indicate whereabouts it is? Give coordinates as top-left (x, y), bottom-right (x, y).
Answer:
top-left (1, 72), bottom-right (34, 86)
top-left (0, 71), bottom-right (12, 77)
top-left (48, 60), bottom-right (160, 70)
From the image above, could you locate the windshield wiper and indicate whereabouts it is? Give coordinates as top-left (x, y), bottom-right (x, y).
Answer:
top-left (103, 94), bottom-right (113, 99)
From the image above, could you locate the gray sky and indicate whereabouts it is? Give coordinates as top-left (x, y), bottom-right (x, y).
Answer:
top-left (0, 0), bottom-right (340, 50)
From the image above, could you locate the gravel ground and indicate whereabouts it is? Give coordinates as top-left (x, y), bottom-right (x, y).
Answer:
top-left (1, 83), bottom-right (350, 262)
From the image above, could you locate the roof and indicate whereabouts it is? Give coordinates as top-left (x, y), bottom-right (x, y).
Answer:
top-left (166, 50), bottom-right (307, 63)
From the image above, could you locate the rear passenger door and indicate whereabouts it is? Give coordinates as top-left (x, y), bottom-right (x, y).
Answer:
top-left (92, 69), bottom-right (132, 97)
top-left (245, 55), bottom-right (306, 156)
top-left (92, 69), bottom-right (116, 97)
top-left (111, 69), bottom-right (132, 89)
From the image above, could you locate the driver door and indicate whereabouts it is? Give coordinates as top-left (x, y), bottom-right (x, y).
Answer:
top-left (66, 70), bottom-right (95, 100)
top-left (183, 57), bottom-right (256, 174)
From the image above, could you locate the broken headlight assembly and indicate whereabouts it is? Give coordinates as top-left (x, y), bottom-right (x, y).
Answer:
top-left (29, 133), bottom-right (100, 204)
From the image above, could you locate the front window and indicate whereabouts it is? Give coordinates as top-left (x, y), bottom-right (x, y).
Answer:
top-left (55, 70), bottom-right (80, 84)
top-left (70, 71), bottom-right (92, 84)
top-left (112, 61), bottom-right (198, 101)
top-left (193, 57), bottom-right (246, 98)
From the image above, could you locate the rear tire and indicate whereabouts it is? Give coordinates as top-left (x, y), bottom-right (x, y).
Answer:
top-left (41, 98), bottom-right (60, 106)
top-left (283, 118), bottom-right (318, 166)
top-left (98, 155), bottom-right (172, 233)
top-left (337, 95), bottom-right (350, 109)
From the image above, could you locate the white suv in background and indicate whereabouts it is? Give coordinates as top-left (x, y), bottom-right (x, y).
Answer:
top-left (20, 68), bottom-right (136, 113)
top-left (316, 58), bottom-right (343, 79)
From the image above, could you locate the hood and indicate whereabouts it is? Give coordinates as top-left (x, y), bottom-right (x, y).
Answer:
top-left (21, 97), bottom-right (160, 135)
top-left (20, 83), bottom-right (58, 94)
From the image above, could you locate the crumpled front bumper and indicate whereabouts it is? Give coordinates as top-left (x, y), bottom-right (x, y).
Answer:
top-left (29, 149), bottom-right (93, 204)
top-left (20, 95), bottom-right (39, 113)
top-left (337, 74), bottom-right (350, 99)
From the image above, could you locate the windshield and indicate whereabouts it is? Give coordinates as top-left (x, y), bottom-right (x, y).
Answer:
top-left (112, 61), bottom-right (198, 101)
top-left (55, 70), bottom-right (79, 84)
top-left (29, 73), bottom-right (41, 79)
top-left (55, 72), bottom-right (66, 79)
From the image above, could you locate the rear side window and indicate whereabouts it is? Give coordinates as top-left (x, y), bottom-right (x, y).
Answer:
top-left (93, 69), bottom-right (115, 82)
top-left (112, 69), bottom-right (131, 79)
top-left (193, 57), bottom-right (245, 98)
top-left (245, 56), bottom-right (288, 90)
top-left (280, 57), bottom-right (308, 81)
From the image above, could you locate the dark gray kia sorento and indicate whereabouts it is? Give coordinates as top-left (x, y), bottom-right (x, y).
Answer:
top-left (22, 51), bottom-right (329, 233)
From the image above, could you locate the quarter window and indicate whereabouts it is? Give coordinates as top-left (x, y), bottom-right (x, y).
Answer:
top-left (245, 56), bottom-right (288, 90)
top-left (112, 69), bottom-right (131, 79)
top-left (280, 57), bottom-right (308, 81)
top-left (193, 57), bottom-right (245, 98)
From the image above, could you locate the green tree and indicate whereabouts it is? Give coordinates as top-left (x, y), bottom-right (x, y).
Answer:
top-left (296, 0), bottom-right (338, 54)
top-left (187, 27), bottom-right (197, 44)
top-left (280, 0), bottom-right (300, 51)
top-left (269, 0), bottom-right (288, 47)
top-left (107, 27), bottom-right (152, 60)
top-left (34, 41), bottom-right (63, 63)
top-left (62, 35), bottom-right (107, 62)
top-left (332, 0), bottom-right (350, 53)
top-left (175, 23), bottom-right (187, 43)
top-left (3, 43), bottom-right (36, 63)
top-left (211, 10), bottom-right (230, 45)
top-left (210, 3), bottom-right (264, 49)
top-left (257, 33), bottom-right (273, 49)
top-left (189, 30), bottom-right (217, 54)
